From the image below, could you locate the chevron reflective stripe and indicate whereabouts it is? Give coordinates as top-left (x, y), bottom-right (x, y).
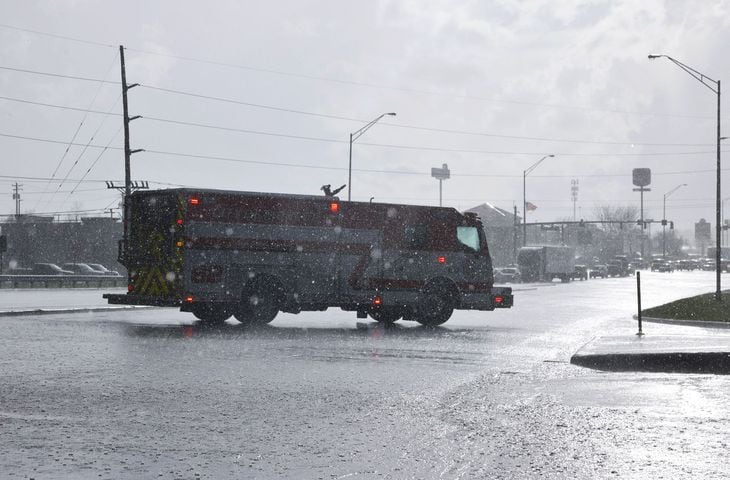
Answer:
top-left (135, 266), bottom-right (171, 296)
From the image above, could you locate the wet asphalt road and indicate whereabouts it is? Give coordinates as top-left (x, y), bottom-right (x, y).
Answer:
top-left (1, 271), bottom-right (729, 479)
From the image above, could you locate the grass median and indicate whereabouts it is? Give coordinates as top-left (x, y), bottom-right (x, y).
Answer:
top-left (642, 291), bottom-right (730, 323)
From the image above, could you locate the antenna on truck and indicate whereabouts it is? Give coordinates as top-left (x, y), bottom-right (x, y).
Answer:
top-left (321, 184), bottom-right (346, 197)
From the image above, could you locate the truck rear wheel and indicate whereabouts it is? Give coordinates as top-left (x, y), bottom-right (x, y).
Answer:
top-left (192, 303), bottom-right (231, 325)
top-left (234, 277), bottom-right (283, 325)
top-left (417, 281), bottom-right (456, 327)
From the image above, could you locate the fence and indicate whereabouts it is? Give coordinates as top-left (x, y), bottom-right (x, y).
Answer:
top-left (0, 274), bottom-right (126, 289)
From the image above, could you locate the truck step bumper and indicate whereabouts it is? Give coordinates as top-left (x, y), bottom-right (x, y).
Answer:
top-left (103, 293), bottom-right (182, 307)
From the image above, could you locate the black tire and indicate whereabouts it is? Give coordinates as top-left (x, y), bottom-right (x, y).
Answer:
top-left (192, 303), bottom-right (231, 324)
top-left (369, 308), bottom-right (402, 324)
top-left (234, 277), bottom-right (283, 325)
top-left (416, 281), bottom-right (455, 327)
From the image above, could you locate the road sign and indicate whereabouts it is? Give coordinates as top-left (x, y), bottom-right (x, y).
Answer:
top-left (431, 163), bottom-right (450, 180)
top-left (695, 218), bottom-right (711, 242)
top-left (632, 168), bottom-right (651, 187)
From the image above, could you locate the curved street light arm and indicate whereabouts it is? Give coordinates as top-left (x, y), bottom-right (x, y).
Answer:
top-left (665, 183), bottom-right (688, 200)
top-left (524, 154), bottom-right (554, 176)
top-left (351, 112), bottom-right (397, 142)
top-left (649, 54), bottom-right (718, 93)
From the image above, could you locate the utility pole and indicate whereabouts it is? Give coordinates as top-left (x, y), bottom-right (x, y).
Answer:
top-left (12, 183), bottom-right (22, 219)
top-left (119, 45), bottom-right (143, 273)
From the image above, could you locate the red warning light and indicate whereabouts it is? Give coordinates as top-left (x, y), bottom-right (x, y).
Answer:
top-left (177, 219), bottom-right (183, 226)
top-left (495, 296), bottom-right (503, 304)
top-left (329, 202), bottom-right (339, 213)
top-left (189, 197), bottom-right (200, 206)
top-left (372, 296), bottom-right (382, 306)
top-left (185, 295), bottom-right (194, 303)
top-left (437, 256), bottom-right (446, 264)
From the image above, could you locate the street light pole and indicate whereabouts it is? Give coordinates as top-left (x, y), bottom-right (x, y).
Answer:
top-left (522, 154), bottom-right (554, 247)
top-left (662, 183), bottom-right (687, 258)
top-left (649, 54), bottom-right (722, 301)
top-left (347, 112), bottom-right (396, 201)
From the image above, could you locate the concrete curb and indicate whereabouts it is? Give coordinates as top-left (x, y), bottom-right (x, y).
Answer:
top-left (570, 351), bottom-right (730, 375)
top-left (570, 334), bottom-right (730, 375)
top-left (637, 315), bottom-right (730, 329)
top-left (0, 306), bottom-right (156, 317)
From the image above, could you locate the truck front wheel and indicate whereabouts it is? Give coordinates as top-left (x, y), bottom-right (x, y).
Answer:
top-left (235, 277), bottom-right (283, 325)
top-left (417, 281), bottom-right (456, 327)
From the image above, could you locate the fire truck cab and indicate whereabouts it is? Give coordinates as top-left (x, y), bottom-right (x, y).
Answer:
top-left (104, 189), bottom-right (512, 326)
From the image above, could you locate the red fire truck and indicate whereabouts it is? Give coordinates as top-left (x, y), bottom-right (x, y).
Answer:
top-left (104, 188), bottom-right (513, 326)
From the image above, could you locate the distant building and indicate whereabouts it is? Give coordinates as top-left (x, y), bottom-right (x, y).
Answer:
top-left (0, 216), bottom-right (123, 273)
top-left (465, 203), bottom-right (520, 267)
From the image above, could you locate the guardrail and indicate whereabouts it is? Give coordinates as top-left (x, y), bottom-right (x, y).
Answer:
top-left (0, 274), bottom-right (127, 289)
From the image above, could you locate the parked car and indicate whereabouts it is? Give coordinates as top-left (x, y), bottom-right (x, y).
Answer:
top-left (650, 260), bottom-right (673, 272)
top-left (29, 263), bottom-right (74, 275)
top-left (61, 263), bottom-right (104, 275)
top-left (701, 259), bottom-right (716, 271)
top-left (606, 261), bottom-right (623, 277)
top-left (571, 265), bottom-right (588, 281)
top-left (494, 267), bottom-right (521, 283)
top-left (677, 259), bottom-right (695, 271)
top-left (86, 263), bottom-right (120, 276)
top-left (589, 265), bottom-right (608, 278)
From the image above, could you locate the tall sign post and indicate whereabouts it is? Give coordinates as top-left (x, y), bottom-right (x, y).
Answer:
top-left (632, 168), bottom-right (651, 259)
top-left (571, 179), bottom-right (579, 221)
top-left (431, 163), bottom-right (450, 207)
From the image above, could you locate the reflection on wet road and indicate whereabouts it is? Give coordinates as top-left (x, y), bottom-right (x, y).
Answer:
top-left (1, 271), bottom-right (728, 478)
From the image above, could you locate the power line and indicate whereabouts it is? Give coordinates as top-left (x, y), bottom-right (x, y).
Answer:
top-left (35, 52), bottom-right (120, 211)
top-left (0, 95), bottom-right (121, 116)
top-left (125, 51), bottom-right (722, 121)
top-left (22, 188), bottom-right (109, 194)
top-left (55, 94), bottom-right (122, 203)
top-left (139, 84), bottom-right (358, 122)
top-left (0, 65), bottom-right (118, 84)
top-left (3, 131), bottom-right (729, 178)
top-left (0, 207), bottom-right (117, 217)
top-left (68, 124), bottom-right (123, 195)
top-left (2, 23), bottom-right (714, 121)
top-left (1, 22), bottom-right (727, 123)
top-left (0, 173), bottom-right (186, 188)
top-left (0, 23), bottom-right (115, 48)
top-left (3, 92), bottom-right (717, 148)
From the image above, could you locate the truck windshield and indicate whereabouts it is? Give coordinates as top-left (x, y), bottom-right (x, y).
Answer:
top-left (457, 226), bottom-right (480, 251)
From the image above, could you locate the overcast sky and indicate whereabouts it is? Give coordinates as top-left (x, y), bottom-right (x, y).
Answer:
top-left (1, 0), bottom-right (729, 240)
